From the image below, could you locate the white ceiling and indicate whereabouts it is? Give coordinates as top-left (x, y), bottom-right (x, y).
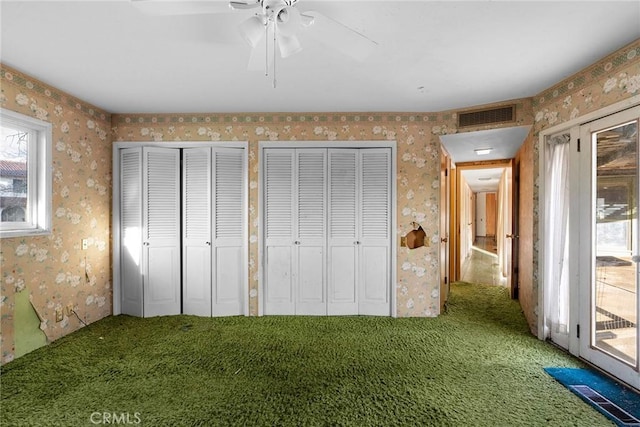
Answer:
top-left (461, 167), bottom-right (505, 192)
top-left (440, 125), bottom-right (531, 164)
top-left (1, 0), bottom-right (639, 114)
top-left (442, 126), bottom-right (527, 189)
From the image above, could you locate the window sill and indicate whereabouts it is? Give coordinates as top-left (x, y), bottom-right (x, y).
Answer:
top-left (1, 227), bottom-right (51, 239)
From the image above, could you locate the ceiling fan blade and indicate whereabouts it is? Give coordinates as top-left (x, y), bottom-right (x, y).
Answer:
top-left (131, 0), bottom-right (231, 16)
top-left (229, 1), bottom-right (261, 10)
top-left (303, 11), bottom-right (377, 62)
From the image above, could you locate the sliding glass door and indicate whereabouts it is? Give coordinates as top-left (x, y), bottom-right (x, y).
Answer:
top-left (580, 106), bottom-right (640, 389)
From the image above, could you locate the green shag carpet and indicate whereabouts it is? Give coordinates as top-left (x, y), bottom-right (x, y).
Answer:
top-left (1, 282), bottom-right (611, 426)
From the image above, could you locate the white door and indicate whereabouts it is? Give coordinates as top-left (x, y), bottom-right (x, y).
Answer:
top-left (579, 106), bottom-right (640, 388)
top-left (327, 148), bottom-right (392, 315)
top-left (359, 149), bottom-right (391, 316)
top-left (212, 147), bottom-right (245, 316)
top-left (264, 149), bottom-right (296, 314)
top-left (264, 149), bottom-right (327, 315)
top-left (183, 147), bottom-right (212, 316)
top-left (328, 149), bottom-right (359, 315)
top-left (264, 146), bottom-right (391, 316)
top-left (120, 148), bottom-right (144, 317)
top-left (295, 149), bottom-right (327, 315)
top-left (143, 147), bottom-right (181, 317)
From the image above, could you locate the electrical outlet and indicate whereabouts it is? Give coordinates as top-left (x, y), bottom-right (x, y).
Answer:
top-left (66, 303), bottom-right (74, 317)
top-left (400, 236), bottom-right (407, 247)
top-left (82, 239), bottom-right (88, 250)
top-left (55, 307), bottom-right (64, 322)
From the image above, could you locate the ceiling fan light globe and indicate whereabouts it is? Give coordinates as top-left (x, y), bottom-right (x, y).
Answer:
top-left (276, 6), bottom-right (302, 37)
top-left (278, 34), bottom-right (302, 58)
top-left (239, 15), bottom-right (264, 47)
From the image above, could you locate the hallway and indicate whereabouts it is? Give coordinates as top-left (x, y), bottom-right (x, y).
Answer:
top-left (460, 236), bottom-right (507, 287)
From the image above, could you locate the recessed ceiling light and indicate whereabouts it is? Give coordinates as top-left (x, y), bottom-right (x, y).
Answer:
top-left (474, 148), bottom-right (493, 156)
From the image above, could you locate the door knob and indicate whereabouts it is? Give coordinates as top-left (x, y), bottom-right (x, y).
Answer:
top-left (294, 241), bottom-right (300, 245)
top-left (506, 234), bottom-right (518, 239)
top-left (205, 242), bottom-right (211, 246)
top-left (354, 241), bottom-right (361, 245)
top-left (441, 238), bottom-right (448, 243)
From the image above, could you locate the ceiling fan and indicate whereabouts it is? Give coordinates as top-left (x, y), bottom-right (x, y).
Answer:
top-left (131, 0), bottom-right (378, 86)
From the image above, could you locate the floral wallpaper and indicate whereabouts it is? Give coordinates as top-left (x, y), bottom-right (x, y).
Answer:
top-left (112, 99), bottom-right (531, 319)
top-left (2, 37), bottom-right (637, 364)
top-left (528, 39), bottom-right (640, 335)
top-left (0, 65), bottom-right (113, 364)
top-left (113, 115), bottom-right (437, 318)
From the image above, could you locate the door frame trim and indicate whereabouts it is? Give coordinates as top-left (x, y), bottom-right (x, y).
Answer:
top-left (578, 107), bottom-right (640, 388)
top-left (112, 141), bottom-right (249, 316)
top-left (452, 159), bottom-right (512, 283)
top-left (537, 94), bottom-right (640, 343)
top-left (257, 141), bottom-right (398, 317)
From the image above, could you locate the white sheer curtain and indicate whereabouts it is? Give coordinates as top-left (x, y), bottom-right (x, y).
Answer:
top-left (544, 133), bottom-right (571, 347)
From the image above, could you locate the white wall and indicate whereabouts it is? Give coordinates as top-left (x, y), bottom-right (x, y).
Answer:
top-left (460, 176), bottom-right (474, 262)
top-left (476, 192), bottom-right (487, 237)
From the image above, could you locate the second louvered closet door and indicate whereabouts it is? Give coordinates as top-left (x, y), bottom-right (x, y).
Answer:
top-left (358, 149), bottom-right (391, 316)
top-left (264, 147), bottom-right (390, 316)
top-left (182, 147), bottom-right (212, 316)
top-left (143, 147), bottom-right (181, 317)
top-left (295, 149), bottom-right (327, 315)
top-left (327, 148), bottom-right (391, 316)
top-left (182, 147), bottom-right (245, 317)
top-left (327, 149), bottom-right (359, 315)
top-left (212, 148), bottom-right (245, 316)
top-left (264, 148), bottom-right (327, 315)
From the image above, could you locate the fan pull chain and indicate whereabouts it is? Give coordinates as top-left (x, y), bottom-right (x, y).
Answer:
top-left (264, 22), bottom-right (269, 77)
top-left (273, 21), bottom-right (277, 88)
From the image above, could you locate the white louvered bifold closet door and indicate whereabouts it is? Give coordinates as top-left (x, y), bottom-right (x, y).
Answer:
top-left (120, 148), bottom-right (144, 316)
top-left (264, 147), bottom-right (391, 316)
top-left (295, 149), bottom-right (327, 315)
top-left (143, 147), bottom-right (181, 317)
top-left (359, 149), bottom-right (391, 316)
top-left (327, 149), bottom-right (359, 315)
top-left (212, 147), bottom-right (245, 316)
top-left (183, 147), bottom-right (212, 316)
top-left (264, 149), bottom-right (296, 314)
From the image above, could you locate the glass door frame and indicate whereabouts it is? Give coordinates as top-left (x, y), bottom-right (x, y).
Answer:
top-left (578, 105), bottom-right (640, 390)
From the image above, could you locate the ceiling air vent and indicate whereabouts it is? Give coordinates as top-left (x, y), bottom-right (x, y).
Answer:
top-left (458, 105), bottom-right (515, 128)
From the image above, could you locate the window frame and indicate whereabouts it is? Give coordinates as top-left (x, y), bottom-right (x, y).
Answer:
top-left (0, 108), bottom-right (52, 238)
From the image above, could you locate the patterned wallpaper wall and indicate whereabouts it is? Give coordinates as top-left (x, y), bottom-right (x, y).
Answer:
top-left (0, 65), bottom-right (113, 364)
top-left (2, 37), bottom-right (637, 364)
top-left (529, 39), bottom-right (640, 335)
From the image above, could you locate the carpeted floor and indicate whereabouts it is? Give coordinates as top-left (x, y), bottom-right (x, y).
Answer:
top-left (1, 282), bottom-right (613, 426)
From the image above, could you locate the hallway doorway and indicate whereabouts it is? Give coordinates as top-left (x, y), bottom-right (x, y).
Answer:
top-left (456, 163), bottom-right (513, 289)
top-left (439, 125), bottom-right (530, 307)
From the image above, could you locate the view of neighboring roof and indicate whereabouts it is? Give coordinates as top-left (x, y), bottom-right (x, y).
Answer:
top-left (0, 160), bottom-right (27, 177)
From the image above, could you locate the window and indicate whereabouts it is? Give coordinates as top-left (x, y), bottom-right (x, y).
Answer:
top-left (0, 108), bottom-right (52, 238)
